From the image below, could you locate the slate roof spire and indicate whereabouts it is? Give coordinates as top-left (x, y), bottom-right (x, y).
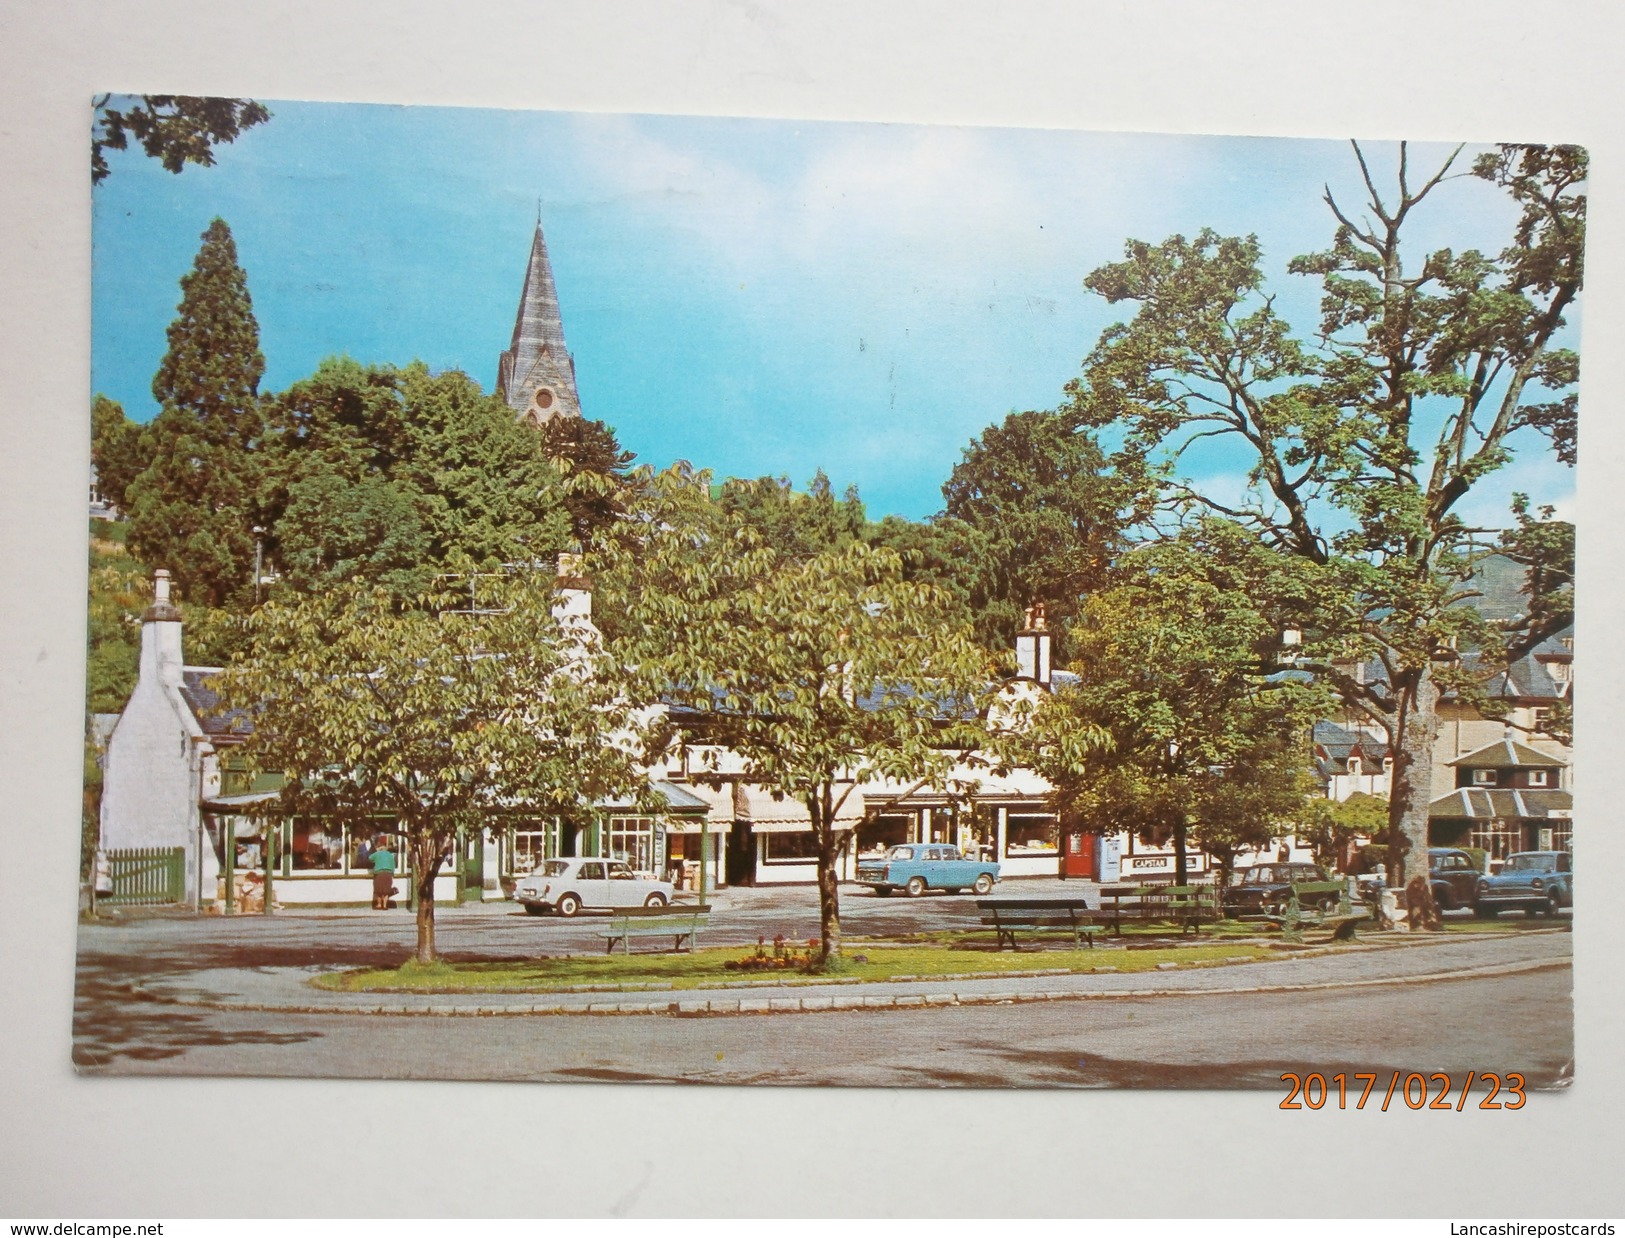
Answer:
top-left (497, 214), bottom-right (582, 425)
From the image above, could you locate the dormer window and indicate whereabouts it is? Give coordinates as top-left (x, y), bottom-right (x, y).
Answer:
top-left (1527, 769), bottom-right (1550, 787)
top-left (1473, 769), bottom-right (1498, 786)
top-left (1382, 757), bottom-right (1394, 774)
top-left (1549, 660), bottom-right (1570, 683)
top-left (1346, 758), bottom-right (1361, 778)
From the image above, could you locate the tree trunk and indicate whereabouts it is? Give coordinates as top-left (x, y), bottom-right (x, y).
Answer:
top-left (411, 834), bottom-right (444, 963)
top-left (1172, 820), bottom-right (1190, 886)
top-left (811, 790), bottom-right (842, 964)
top-left (1389, 670), bottom-right (1441, 931)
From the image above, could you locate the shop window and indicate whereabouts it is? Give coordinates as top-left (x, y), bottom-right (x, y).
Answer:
top-left (1468, 821), bottom-right (1522, 864)
top-left (511, 821), bottom-right (563, 874)
top-left (762, 831), bottom-right (821, 863)
top-left (1004, 811), bottom-right (1057, 857)
top-left (290, 819), bottom-right (344, 871)
top-left (606, 816), bottom-right (659, 874)
top-left (857, 814), bottom-right (911, 856)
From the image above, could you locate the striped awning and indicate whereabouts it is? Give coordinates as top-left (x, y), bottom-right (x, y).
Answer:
top-left (200, 790), bottom-right (285, 814)
top-left (1428, 787), bottom-right (1573, 820)
top-left (859, 764), bottom-right (1053, 808)
top-left (659, 781), bottom-right (732, 833)
top-left (735, 784), bottom-right (864, 833)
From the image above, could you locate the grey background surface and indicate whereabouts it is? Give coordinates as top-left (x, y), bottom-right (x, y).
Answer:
top-left (2, 0), bottom-right (1620, 1218)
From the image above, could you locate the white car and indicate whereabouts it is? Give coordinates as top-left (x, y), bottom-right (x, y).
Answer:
top-left (513, 857), bottom-right (675, 917)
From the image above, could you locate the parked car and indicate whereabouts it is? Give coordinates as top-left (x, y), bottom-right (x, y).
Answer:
top-left (1474, 851), bottom-right (1573, 918)
top-left (1428, 847), bottom-right (1484, 911)
top-left (1223, 862), bottom-right (1340, 917)
top-left (855, 843), bottom-right (1000, 897)
top-left (512, 857), bottom-right (674, 917)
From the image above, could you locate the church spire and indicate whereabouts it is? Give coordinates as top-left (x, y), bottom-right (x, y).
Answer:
top-left (497, 214), bottom-right (582, 425)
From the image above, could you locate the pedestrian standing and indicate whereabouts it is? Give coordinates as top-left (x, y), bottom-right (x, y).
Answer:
top-left (370, 836), bottom-right (397, 910)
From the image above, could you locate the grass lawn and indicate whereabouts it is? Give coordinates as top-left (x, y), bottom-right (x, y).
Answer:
top-left (315, 938), bottom-right (1282, 994)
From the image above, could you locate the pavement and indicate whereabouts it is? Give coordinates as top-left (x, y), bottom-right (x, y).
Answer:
top-left (128, 922), bottom-right (1573, 1018)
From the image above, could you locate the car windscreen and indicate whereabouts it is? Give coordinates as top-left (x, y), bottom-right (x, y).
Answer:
top-left (540, 860), bottom-right (569, 876)
top-left (1506, 855), bottom-right (1555, 871)
top-left (887, 846), bottom-right (917, 861)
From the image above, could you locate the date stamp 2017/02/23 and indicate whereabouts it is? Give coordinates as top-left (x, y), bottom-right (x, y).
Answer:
top-left (1280, 1072), bottom-right (1528, 1111)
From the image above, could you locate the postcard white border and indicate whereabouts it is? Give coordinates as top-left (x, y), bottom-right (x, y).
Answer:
top-left (3, 0), bottom-right (1623, 1219)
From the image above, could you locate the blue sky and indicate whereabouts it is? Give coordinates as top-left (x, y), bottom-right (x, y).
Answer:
top-left (91, 100), bottom-right (1576, 525)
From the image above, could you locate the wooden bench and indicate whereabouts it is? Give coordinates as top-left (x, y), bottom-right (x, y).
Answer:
top-left (1096, 884), bottom-right (1222, 936)
top-left (976, 898), bottom-right (1101, 950)
top-left (599, 904), bottom-right (711, 955)
top-left (1262, 882), bottom-right (1370, 943)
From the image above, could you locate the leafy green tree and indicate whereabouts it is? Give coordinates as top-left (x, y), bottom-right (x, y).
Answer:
top-left (84, 519), bottom-right (149, 714)
top-left (712, 470), bottom-right (868, 561)
top-left (863, 513), bottom-right (989, 629)
top-left (257, 358), bottom-right (574, 592)
top-left (1022, 524), bottom-right (1327, 885)
top-left (942, 409), bottom-right (1131, 657)
top-left (92, 94), bottom-right (270, 184)
top-left (1069, 142), bottom-right (1583, 910)
top-left (125, 218), bottom-right (265, 607)
top-left (275, 471), bottom-right (429, 595)
top-left (1302, 791), bottom-right (1390, 872)
top-left (598, 466), bottom-right (996, 962)
top-left (539, 415), bottom-right (637, 548)
top-left (224, 570), bottom-right (654, 963)
top-left (90, 395), bottom-right (149, 513)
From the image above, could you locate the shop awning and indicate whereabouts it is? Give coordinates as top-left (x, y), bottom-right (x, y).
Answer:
top-left (1428, 787), bottom-right (1573, 820)
top-left (658, 781), bottom-right (732, 833)
top-left (200, 790), bottom-right (286, 814)
top-left (859, 764), bottom-right (1053, 808)
top-left (736, 784), bottom-right (864, 833)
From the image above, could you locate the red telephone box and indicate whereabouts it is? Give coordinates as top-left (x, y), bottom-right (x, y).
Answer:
top-left (1060, 831), bottom-right (1097, 879)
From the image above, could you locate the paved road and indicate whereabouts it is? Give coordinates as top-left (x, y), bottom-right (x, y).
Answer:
top-left (72, 887), bottom-right (1573, 1089)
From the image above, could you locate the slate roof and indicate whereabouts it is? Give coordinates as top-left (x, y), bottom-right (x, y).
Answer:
top-left (1312, 720), bottom-right (1390, 782)
top-left (179, 668), bottom-right (255, 740)
top-left (1428, 786), bottom-right (1572, 820)
top-left (1447, 738), bottom-right (1568, 769)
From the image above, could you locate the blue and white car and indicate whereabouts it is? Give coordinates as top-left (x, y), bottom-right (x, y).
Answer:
top-left (1474, 851), bottom-right (1573, 918)
top-left (855, 843), bottom-right (1000, 897)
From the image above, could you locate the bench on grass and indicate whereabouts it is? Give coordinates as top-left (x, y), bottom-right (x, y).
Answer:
top-left (1096, 884), bottom-right (1222, 936)
top-left (975, 898), bottom-right (1100, 951)
top-left (599, 904), bottom-right (711, 955)
top-left (1262, 881), bottom-right (1370, 943)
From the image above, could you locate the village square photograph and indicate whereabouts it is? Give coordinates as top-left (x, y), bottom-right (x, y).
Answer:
top-left (77, 95), bottom-right (1581, 1090)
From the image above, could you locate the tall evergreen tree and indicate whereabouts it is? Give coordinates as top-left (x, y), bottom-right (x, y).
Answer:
top-left (126, 218), bottom-right (266, 606)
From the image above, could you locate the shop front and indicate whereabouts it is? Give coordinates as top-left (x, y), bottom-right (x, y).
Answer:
top-left (734, 784), bottom-right (863, 885)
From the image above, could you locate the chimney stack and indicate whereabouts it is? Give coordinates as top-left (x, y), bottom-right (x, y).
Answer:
top-left (139, 569), bottom-right (185, 688)
top-left (1015, 602), bottom-right (1052, 686)
top-left (554, 552), bottom-right (592, 624)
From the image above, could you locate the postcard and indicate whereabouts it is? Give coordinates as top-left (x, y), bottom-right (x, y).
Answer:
top-left (77, 97), bottom-right (1579, 1090)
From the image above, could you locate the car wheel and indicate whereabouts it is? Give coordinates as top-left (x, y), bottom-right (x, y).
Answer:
top-left (644, 893), bottom-right (668, 908)
top-left (973, 874), bottom-right (995, 896)
top-left (1539, 894), bottom-right (1560, 918)
top-left (1318, 895), bottom-right (1340, 913)
top-left (1474, 884), bottom-right (1497, 918)
top-left (905, 876), bottom-right (928, 897)
top-left (1433, 886), bottom-right (1454, 912)
top-left (555, 892), bottom-right (582, 918)
top-left (523, 904), bottom-right (546, 916)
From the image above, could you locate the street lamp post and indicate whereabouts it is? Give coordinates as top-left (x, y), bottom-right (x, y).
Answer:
top-left (252, 526), bottom-right (265, 605)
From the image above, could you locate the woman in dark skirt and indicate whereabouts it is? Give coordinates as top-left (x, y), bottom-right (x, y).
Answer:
top-left (369, 836), bottom-right (397, 910)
